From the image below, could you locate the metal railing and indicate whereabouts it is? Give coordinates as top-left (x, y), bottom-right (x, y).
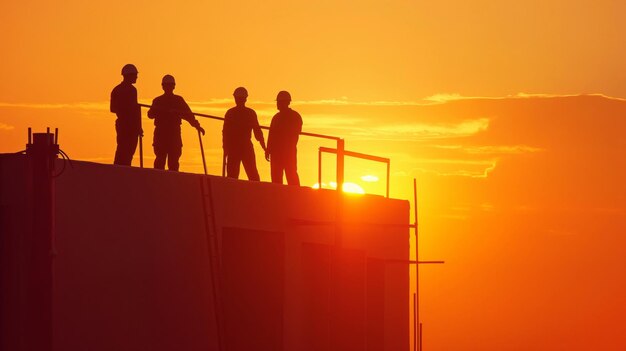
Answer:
top-left (138, 103), bottom-right (390, 197)
top-left (318, 146), bottom-right (390, 198)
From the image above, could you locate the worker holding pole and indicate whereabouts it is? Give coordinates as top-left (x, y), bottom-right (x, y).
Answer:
top-left (266, 90), bottom-right (302, 185)
top-left (222, 87), bottom-right (266, 181)
top-left (147, 75), bottom-right (205, 171)
top-left (110, 64), bottom-right (142, 166)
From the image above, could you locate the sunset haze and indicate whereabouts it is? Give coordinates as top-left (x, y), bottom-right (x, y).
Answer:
top-left (1, 0), bottom-right (625, 350)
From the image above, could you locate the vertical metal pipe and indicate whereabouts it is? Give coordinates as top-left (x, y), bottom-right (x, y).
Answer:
top-left (54, 128), bottom-right (58, 145)
top-left (419, 323), bottom-right (423, 351)
top-left (418, 323), bottom-right (424, 351)
top-left (28, 127), bottom-right (32, 144)
top-left (386, 161), bottom-right (390, 198)
top-left (318, 148), bottom-right (322, 188)
top-left (336, 139), bottom-right (344, 192)
top-left (414, 178), bottom-right (419, 350)
top-left (413, 293), bottom-right (417, 351)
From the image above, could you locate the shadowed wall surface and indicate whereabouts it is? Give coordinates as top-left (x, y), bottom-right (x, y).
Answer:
top-left (1, 155), bottom-right (409, 351)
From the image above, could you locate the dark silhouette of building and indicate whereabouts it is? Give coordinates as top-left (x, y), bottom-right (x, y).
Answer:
top-left (147, 75), bottom-right (205, 171)
top-left (223, 87), bottom-right (266, 181)
top-left (1, 131), bottom-right (410, 351)
top-left (266, 91), bottom-right (302, 185)
top-left (110, 64), bottom-right (142, 166)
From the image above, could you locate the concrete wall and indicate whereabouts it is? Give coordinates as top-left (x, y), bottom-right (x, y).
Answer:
top-left (1, 154), bottom-right (409, 351)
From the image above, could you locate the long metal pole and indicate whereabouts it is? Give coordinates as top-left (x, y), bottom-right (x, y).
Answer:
top-left (138, 103), bottom-right (341, 141)
top-left (419, 323), bottom-right (423, 351)
top-left (414, 178), bottom-right (420, 351)
top-left (198, 130), bottom-right (207, 175)
top-left (413, 293), bottom-right (417, 351)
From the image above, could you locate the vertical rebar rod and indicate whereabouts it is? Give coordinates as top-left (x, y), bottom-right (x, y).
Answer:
top-left (413, 293), bottom-right (418, 351)
top-left (414, 178), bottom-right (419, 350)
top-left (419, 323), bottom-right (423, 351)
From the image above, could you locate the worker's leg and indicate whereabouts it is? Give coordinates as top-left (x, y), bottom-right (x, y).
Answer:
top-left (153, 143), bottom-right (167, 170)
top-left (241, 146), bottom-right (260, 181)
top-left (270, 156), bottom-right (284, 184)
top-left (284, 151), bottom-right (300, 186)
top-left (226, 151), bottom-right (242, 179)
top-left (168, 146), bottom-right (182, 171)
top-left (114, 127), bottom-right (138, 166)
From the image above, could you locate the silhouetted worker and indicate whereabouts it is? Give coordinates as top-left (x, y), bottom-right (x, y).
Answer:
top-left (110, 64), bottom-right (142, 166)
top-left (223, 87), bottom-right (266, 181)
top-left (266, 91), bottom-right (302, 185)
top-left (147, 75), bottom-right (205, 171)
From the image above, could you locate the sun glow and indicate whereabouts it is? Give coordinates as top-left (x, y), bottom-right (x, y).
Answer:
top-left (361, 175), bottom-right (379, 182)
top-left (311, 182), bottom-right (365, 194)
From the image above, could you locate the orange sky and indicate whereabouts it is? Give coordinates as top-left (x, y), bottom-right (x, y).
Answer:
top-left (1, 1), bottom-right (625, 350)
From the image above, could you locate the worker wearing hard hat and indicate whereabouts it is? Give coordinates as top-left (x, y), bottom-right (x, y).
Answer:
top-left (147, 75), bottom-right (205, 171)
top-left (110, 64), bottom-right (142, 166)
top-left (266, 90), bottom-right (302, 185)
top-left (222, 87), bottom-right (266, 181)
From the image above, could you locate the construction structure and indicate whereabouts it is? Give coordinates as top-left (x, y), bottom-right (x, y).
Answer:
top-left (0, 129), bottom-right (412, 351)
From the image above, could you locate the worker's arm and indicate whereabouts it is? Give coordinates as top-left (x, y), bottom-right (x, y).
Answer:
top-left (180, 98), bottom-right (205, 135)
top-left (265, 116), bottom-right (276, 161)
top-left (222, 111), bottom-right (232, 155)
top-left (147, 99), bottom-right (157, 119)
top-left (294, 111), bottom-right (303, 143)
top-left (110, 88), bottom-right (118, 113)
top-left (252, 111), bottom-right (267, 151)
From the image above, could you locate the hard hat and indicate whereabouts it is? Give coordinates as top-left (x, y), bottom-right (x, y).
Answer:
top-left (162, 74), bottom-right (176, 85)
top-left (276, 90), bottom-right (291, 102)
top-left (233, 87), bottom-right (248, 98)
top-left (121, 64), bottom-right (138, 75)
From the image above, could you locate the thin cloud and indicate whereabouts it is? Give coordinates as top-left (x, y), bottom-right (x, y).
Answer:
top-left (422, 92), bottom-right (626, 104)
top-left (1, 92), bottom-right (623, 114)
top-left (0, 122), bottom-right (14, 131)
top-left (433, 144), bottom-right (543, 155)
top-left (412, 158), bottom-right (498, 178)
top-left (0, 102), bottom-right (108, 110)
top-left (371, 118), bottom-right (490, 139)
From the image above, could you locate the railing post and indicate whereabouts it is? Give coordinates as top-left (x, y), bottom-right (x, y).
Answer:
top-left (386, 161), bottom-right (390, 198)
top-left (318, 148), bottom-right (322, 188)
top-left (336, 139), bottom-right (344, 192)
